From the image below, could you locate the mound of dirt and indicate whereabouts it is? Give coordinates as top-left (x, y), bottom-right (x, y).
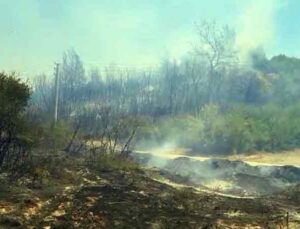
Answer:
top-left (133, 153), bottom-right (300, 196)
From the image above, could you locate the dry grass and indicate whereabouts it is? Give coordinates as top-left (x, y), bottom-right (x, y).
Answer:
top-left (229, 149), bottom-right (300, 167)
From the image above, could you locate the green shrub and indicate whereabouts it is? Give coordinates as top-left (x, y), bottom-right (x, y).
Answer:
top-left (0, 72), bottom-right (32, 170)
top-left (136, 103), bottom-right (300, 155)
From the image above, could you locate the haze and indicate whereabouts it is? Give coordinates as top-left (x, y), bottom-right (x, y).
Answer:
top-left (1, 0), bottom-right (298, 77)
top-left (3, 0), bottom-right (300, 227)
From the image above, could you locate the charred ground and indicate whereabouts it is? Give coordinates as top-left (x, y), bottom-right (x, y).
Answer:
top-left (1, 153), bottom-right (300, 229)
top-left (3, 18), bottom-right (300, 229)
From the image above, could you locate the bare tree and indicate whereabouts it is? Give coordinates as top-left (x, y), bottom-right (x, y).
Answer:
top-left (60, 49), bottom-right (86, 117)
top-left (194, 21), bottom-right (237, 103)
top-left (32, 74), bottom-right (53, 113)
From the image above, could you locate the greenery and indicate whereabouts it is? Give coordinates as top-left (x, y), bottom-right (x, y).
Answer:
top-left (0, 72), bottom-right (31, 137)
top-left (0, 72), bottom-right (31, 170)
top-left (2, 19), bottom-right (300, 229)
top-left (4, 22), bottom-right (300, 168)
top-left (136, 103), bottom-right (300, 155)
top-left (28, 39), bottom-right (300, 156)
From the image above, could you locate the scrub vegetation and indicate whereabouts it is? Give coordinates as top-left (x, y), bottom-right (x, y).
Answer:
top-left (2, 20), bottom-right (300, 228)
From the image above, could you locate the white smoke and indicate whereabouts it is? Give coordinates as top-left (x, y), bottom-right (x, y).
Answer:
top-left (235, 0), bottom-right (282, 60)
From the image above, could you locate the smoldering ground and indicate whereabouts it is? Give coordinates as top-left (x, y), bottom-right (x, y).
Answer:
top-left (132, 149), bottom-right (300, 197)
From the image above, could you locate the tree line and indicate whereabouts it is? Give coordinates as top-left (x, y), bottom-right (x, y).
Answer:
top-left (3, 21), bottom-right (300, 171)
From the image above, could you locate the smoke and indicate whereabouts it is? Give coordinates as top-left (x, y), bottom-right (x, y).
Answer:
top-left (138, 142), bottom-right (182, 168)
top-left (235, 0), bottom-right (281, 61)
top-left (134, 151), bottom-right (300, 196)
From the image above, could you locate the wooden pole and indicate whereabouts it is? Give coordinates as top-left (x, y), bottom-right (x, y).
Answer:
top-left (53, 63), bottom-right (60, 127)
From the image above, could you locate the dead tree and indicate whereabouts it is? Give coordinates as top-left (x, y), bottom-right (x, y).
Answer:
top-left (194, 21), bottom-right (237, 103)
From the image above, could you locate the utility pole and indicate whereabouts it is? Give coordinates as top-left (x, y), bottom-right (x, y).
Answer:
top-left (53, 63), bottom-right (60, 127)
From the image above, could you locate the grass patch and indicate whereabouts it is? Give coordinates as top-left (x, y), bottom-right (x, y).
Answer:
top-left (39, 185), bottom-right (64, 199)
top-left (89, 154), bottom-right (140, 172)
top-left (0, 182), bottom-right (11, 200)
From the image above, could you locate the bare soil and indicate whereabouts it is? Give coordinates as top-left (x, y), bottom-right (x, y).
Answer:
top-left (0, 158), bottom-right (300, 228)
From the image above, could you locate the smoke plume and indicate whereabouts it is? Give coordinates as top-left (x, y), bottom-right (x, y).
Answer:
top-left (235, 0), bottom-right (281, 60)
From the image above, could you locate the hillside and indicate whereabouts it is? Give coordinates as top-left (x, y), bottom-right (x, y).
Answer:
top-left (1, 154), bottom-right (300, 229)
top-left (2, 4), bottom-right (300, 228)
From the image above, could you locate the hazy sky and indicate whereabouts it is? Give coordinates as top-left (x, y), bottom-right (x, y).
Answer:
top-left (0, 0), bottom-right (299, 77)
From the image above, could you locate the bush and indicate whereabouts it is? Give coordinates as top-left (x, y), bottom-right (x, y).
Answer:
top-left (136, 103), bottom-right (300, 155)
top-left (36, 121), bottom-right (73, 151)
top-left (199, 107), bottom-right (256, 154)
top-left (0, 72), bottom-right (31, 170)
top-left (198, 104), bottom-right (300, 154)
top-left (95, 154), bottom-right (139, 171)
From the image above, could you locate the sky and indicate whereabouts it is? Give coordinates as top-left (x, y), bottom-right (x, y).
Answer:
top-left (0, 0), bottom-right (299, 78)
